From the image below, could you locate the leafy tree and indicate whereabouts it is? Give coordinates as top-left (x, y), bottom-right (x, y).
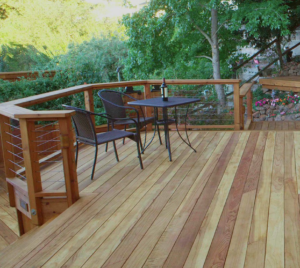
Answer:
top-left (122, 0), bottom-right (291, 105)
top-left (0, 37), bottom-right (128, 123)
top-left (44, 36), bottom-right (128, 85)
top-left (0, 44), bottom-right (50, 71)
top-left (0, 0), bottom-right (124, 58)
top-left (231, 0), bottom-right (299, 67)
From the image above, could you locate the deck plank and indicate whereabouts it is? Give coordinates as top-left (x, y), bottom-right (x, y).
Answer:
top-left (0, 235), bottom-right (9, 252)
top-left (285, 132), bottom-right (300, 268)
top-left (265, 132), bottom-right (285, 268)
top-left (261, 122), bottom-right (269, 130)
top-left (2, 130), bottom-right (300, 267)
top-left (244, 131), bottom-right (276, 268)
top-left (130, 132), bottom-right (227, 268)
top-left (224, 190), bottom-right (256, 268)
top-left (268, 121), bottom-right (276, 130)
top-left (293, 132), bottom-right (300, 201)
top-left (20, 133), bottom-right (185, 267)
top-left (79, 133), bottom-right (204, 268)
top-left (184, 132), bottom-right (250, 268)
top-left (160, 132), bottom-right (239, 268)
top-left (282, 121), bottom-right (289, 130)
top-left (203, 132), bottom-right (259, 267)
top-left (276, 122), bottom-right (282, 130)
top-left (101, 132), bottom-right (218, 268)
top-left (43, 132), bottom-right (202, 267)
top-left (288, 121), bottom-right (295, 130)
top-left (254, 122), bottom-right (262, 130)
top-left (224, 131), bottom-right (268, 267)
top-left (0, 193), bottom-right (97, 267)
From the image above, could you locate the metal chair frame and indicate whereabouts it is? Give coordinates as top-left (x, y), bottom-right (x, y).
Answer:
top-left (98, 89), bottom-right (162, 152)
top-left (62, 105), bottom-right (143, 180)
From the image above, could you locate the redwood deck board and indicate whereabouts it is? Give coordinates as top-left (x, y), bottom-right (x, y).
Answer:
top-left (251, 121), bottom-right (300, 131)
top-left (203, 132), bottom-right (259, 267)
top-left (1, 131), bottom-right (300, 268)
top-left (163, 132), bottom-right (240, 268)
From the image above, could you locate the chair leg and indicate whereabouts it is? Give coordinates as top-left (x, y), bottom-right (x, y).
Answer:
top-left (144, 123), bottom-right (147, 148)
top-left (105, 122), bottom-right (110, 152)
top-left (164, 123), bottom-right (168, 149)
top-left (139, 136), bottom-right (144, 153)
top-left (113, 141), bottom-right (119, 162)
top-left (75, 140), bottom-right (79, 166)
top-left (136, 137), bottom-right (143, 169)
top-left (91, 146), bottom-right (98, 180)
top-left (123, 125), bottom-right (126, 144)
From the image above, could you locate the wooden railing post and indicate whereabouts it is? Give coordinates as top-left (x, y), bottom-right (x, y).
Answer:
top-left (247, 89), bottom-right (253, 121)
top-left (239, 96), bottom-right (245, 130)
top-left (19, 119), bottom-right (43, 226)
top-left (144, 83), bottom-right (153, 131)
top-left (0, 115), bottom-right (16, 206)
top-left (233, 83), bottom-right (241, 130)
top-left (58, 116), bottom-right (79, 205)
top-left (84, 89), bottom-right (95, 127)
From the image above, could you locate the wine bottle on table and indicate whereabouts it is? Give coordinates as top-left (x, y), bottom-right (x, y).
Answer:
top-left (161, 78), bottom-right (168, 101)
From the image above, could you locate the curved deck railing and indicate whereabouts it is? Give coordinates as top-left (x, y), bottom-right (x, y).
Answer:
top-left (0, 79), bottom-right (248, 234)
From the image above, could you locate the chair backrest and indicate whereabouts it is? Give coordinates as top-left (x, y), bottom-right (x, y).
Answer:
top-left (62, 105), bottom-right (97, 145)
top-left (98, 90), bottom-right (127, 119)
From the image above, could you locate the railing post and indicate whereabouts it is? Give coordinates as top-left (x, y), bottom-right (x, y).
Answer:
top-left (84, 89), bottom-right (95, 127)
top-left (233, 82), bottom-right (241, 130)
top-left (247, 89), bottom-right (253, 122)
top-left (19, 118), bottom-right (43, 226)
top-left (58, 116), bottom-right (79, 205)
top-left (0, 115), bottom-right (16, 206)
top-left (144, 83), bottom-right (152, 131)
top-left (239, 96), bottom-right (245, 130)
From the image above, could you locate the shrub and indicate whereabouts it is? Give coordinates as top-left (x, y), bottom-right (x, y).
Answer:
top-left (0, 37), bottom-right (128, 125)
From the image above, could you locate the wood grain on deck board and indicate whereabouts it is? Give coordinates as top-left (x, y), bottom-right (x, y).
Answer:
top-left (0, 131), bottom-right (300, 268)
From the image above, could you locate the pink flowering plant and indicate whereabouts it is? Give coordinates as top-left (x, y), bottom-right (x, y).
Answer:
top-left (255, 95), bottom-right (300, 107)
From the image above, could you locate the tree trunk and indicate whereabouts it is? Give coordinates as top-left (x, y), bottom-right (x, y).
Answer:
top-left (211, 8), bottom-right (226, 106)
top-left (275, 38), bottom-right (284, 68)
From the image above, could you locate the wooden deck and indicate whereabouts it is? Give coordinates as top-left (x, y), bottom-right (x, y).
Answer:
top-left (250, 121), bottom-right (300, 131)
top-left (0, 130), bottom-right (300, 267)
top-left (0, 187), bottom-right (18, 251)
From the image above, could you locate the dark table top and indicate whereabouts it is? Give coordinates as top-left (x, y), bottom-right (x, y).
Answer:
top-left (127, 97), bottom-right (200, 108)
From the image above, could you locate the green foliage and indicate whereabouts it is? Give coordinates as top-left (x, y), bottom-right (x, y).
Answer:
top-left (0, 37), bottom-right (128, 124)
top-left (231, 0), bottom-right (290, 38)
top-left (45, 37), bottom-right (128, 85)
top-left (122, 0), bottom-right (292, 82)
top-left (0, 0), bottom-right (127, 70)
top-left (231, 0), bottom-right (296, 50)
top-left (0, 44), bottom-right (50, 71)
top-left (252, 86), bottom-right (269, 102)
top-left (122, 0), bottom-right (232, 80)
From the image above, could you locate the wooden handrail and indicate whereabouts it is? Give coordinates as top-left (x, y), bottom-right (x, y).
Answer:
top-left (240, 82), bottom-right (255, 98)
top-left (0, 70), bottom-right (56, 82)
top-left (14, 110), bottom-right (75, 119)
top-left (0, 79), bottom-right (240, 119)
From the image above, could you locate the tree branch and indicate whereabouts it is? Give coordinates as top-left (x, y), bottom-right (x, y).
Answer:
top-left (195, 55), bottom-right (213, 61)
top-left (193, 24), bottom-right (213, 46)
top-left (186, 13), bottom-right (213, 46)
top-left (213, 20), bottom-right (227, 38)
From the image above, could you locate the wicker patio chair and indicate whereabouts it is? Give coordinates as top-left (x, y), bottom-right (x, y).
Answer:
top-left (98, 89), bottom-right (162, 152)
top-left (62, 105), bottom-right (143, 180)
